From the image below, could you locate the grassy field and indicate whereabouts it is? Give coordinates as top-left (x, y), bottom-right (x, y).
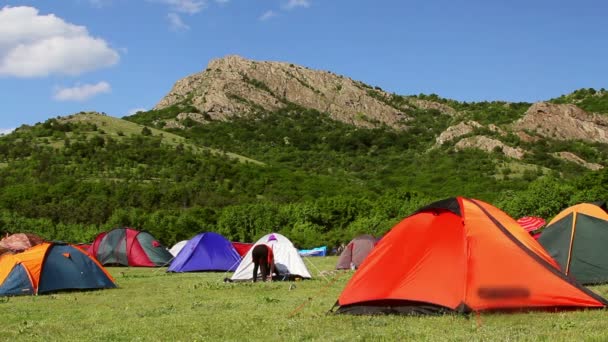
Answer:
top-left (1, 256), bottom-right (608, 341)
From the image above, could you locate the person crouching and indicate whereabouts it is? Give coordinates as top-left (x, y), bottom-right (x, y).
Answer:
top-left (252, 244), bottom-right (275, 282)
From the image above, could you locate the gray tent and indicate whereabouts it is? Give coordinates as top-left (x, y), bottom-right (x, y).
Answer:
top-left (336, 234), bottom-right (376, 270)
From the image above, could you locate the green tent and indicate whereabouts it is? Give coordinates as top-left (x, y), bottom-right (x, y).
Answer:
top-left (538, 203), bottom-right (608, 285)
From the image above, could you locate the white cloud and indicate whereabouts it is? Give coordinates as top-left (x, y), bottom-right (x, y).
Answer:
top-left (53, 81), bottom-right (111, 101)
top-left (127, 108), bottom-right (147, 116)
top-left (88, 0), bottom-right (110, 8)
top-left (154, 0), bottom-right (206, 14)
top-left (0, 6), bottom-right (119, 78)
top-left (283, 0), bottom-right (310, 10)
top-left (0, 128), bottom-right (15, 136)
top-left (215, 0), bottom-right (229, 3)
top-left (259, 10), bottom-right (277, 21)
top-left (168, 12), bottom-right (189, 31)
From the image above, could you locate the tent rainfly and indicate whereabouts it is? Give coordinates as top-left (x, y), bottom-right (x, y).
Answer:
top-left (334, 197), bottom-right (607, 315)
top-left (168, 232), bottom-right (241, 272)
top-left (538, 203), bottom-right (608, 284)
top-left (0, 243), bottom-right (116, 296)
top-left (336, 234), bottom-right (376, 270)
top-left (89, 228), bottom-right (173, 267)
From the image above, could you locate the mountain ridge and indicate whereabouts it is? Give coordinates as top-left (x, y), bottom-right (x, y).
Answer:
top-left (139, 55), bottom-right (608, 171)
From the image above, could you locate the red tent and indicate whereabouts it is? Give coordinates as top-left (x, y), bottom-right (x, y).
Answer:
top-left (517, 216), bottom-right (546, 232)
top-left (335, 197), bottom-right (607, 314)
top-left (75, 243), bottom-right (92, 252)
top-left (231, 242), bottom-right (253, 257)
top-left (89, 228), bottom-right (172, 267)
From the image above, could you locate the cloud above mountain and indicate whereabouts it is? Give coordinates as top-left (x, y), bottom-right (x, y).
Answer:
top-left (0, 6), bottom-right (119, 78)
top-left (154, 0), bottom-right (206, 14)
top-left (168, 12), bottom-right (190, 31)
top-left (283, 0), bottom-right (310, 10)
top-left (53, 81), bottom-right (111, 101)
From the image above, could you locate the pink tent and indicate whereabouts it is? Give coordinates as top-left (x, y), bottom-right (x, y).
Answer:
top-left (517, 216), bottom-right (545, 240)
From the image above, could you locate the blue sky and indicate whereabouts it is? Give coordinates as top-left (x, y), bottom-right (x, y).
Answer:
top-left (1, 0), bottom-right (607, 131)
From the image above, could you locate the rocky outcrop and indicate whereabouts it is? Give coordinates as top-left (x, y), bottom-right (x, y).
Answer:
top-left (436, 121), bottom-right (482, 145)
top-left (487, 124), bottom-right (506, 136)
top-left (155, 55), bottom-right (410, 128)
top-left (515, 131), bottom-right (540, 143)
top-left (436, 120), bottom-right (509, 146)
top-left (553, 152), bottom-right (604, 170)
top-left (455, 136), bottom-right (526, 160)
top-left (409, 99), bottom-right (458, 116)
top-left (514, 102), bottom-right (608, 143)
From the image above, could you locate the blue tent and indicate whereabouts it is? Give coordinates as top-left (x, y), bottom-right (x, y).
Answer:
top-left (168, 232), bottom-right (241, 272)
top-left (0, 243), bottom-right (116, 296)
top-left (298, 246), bottom-right (327, 257)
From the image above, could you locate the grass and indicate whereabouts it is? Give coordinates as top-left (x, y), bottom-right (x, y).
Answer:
top-left (1, 256), bottom-right (608, 341)
top-left (61, 113), bottom-right (264, 165)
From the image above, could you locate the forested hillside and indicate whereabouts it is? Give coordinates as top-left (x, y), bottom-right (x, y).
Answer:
top-left (2, 54), bottom-right (608, 247)
top-left (1, 94), bottom-right (608, 249)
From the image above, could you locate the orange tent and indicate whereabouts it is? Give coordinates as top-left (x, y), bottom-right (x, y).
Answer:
top-left (0, 243), bottom-right (116, 296)
top-left (335, 197), bottom-right (607, 314)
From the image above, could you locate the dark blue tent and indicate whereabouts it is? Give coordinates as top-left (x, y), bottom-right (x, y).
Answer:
top-left (0, 243), bottom-right (116, 296)
top-left (167, 232), bottom-right (241, 272)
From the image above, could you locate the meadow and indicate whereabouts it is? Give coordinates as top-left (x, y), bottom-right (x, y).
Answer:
top-left (1, 256), bottom-right (608, 341)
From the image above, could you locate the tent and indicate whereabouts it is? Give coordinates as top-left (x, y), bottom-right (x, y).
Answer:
top-left (168, 232), bottom-right (241, 272)
top-left (231, 233), bottom-right (311, 281)
top-left (517, 216), bottom-right (546, 233)
top-left (0, 243), bottom-right (116, 296)
top-left (517, 217), bottom-right (545, 240)
top-left (335, 197), bottom-right (607, 315)
top-left (89, 228), bottom-right (173, 267)
top-left (75, 243), bottom-right (92, 252)
top-left (336, 234), bottom-right (376, 269)
top-left (232, 242), bottom-right (253, 257)
top-left (299, 246), bottom-right (327, 257)
top-left (169, 240), bottom-right (188, 257)
top-left (0, 233), bottom-right (45, 255)
top-left (538, 203), bottom-right (608, 284)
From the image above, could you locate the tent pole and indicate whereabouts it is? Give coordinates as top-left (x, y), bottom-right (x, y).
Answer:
top-left (565, 212), bottom-right (578, 275)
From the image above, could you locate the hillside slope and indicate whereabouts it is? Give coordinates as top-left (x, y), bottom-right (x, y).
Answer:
top-left (60, 112), bottom-right (263, 165)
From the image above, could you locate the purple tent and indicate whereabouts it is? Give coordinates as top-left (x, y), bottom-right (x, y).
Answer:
top-left (168, 232), bottom-right (241, 272)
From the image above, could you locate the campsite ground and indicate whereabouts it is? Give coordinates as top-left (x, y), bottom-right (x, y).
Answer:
top-left (1, 256), bottom-right (608, 341)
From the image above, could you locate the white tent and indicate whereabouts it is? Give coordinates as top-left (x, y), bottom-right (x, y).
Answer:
top-left (231, 233), bottom-right (312, 281)
top-left (169, 240), bottom-right (188, 257)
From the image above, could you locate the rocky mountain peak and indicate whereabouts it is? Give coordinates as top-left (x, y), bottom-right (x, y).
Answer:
top-left (155, 55), bottom-right (413, 128)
